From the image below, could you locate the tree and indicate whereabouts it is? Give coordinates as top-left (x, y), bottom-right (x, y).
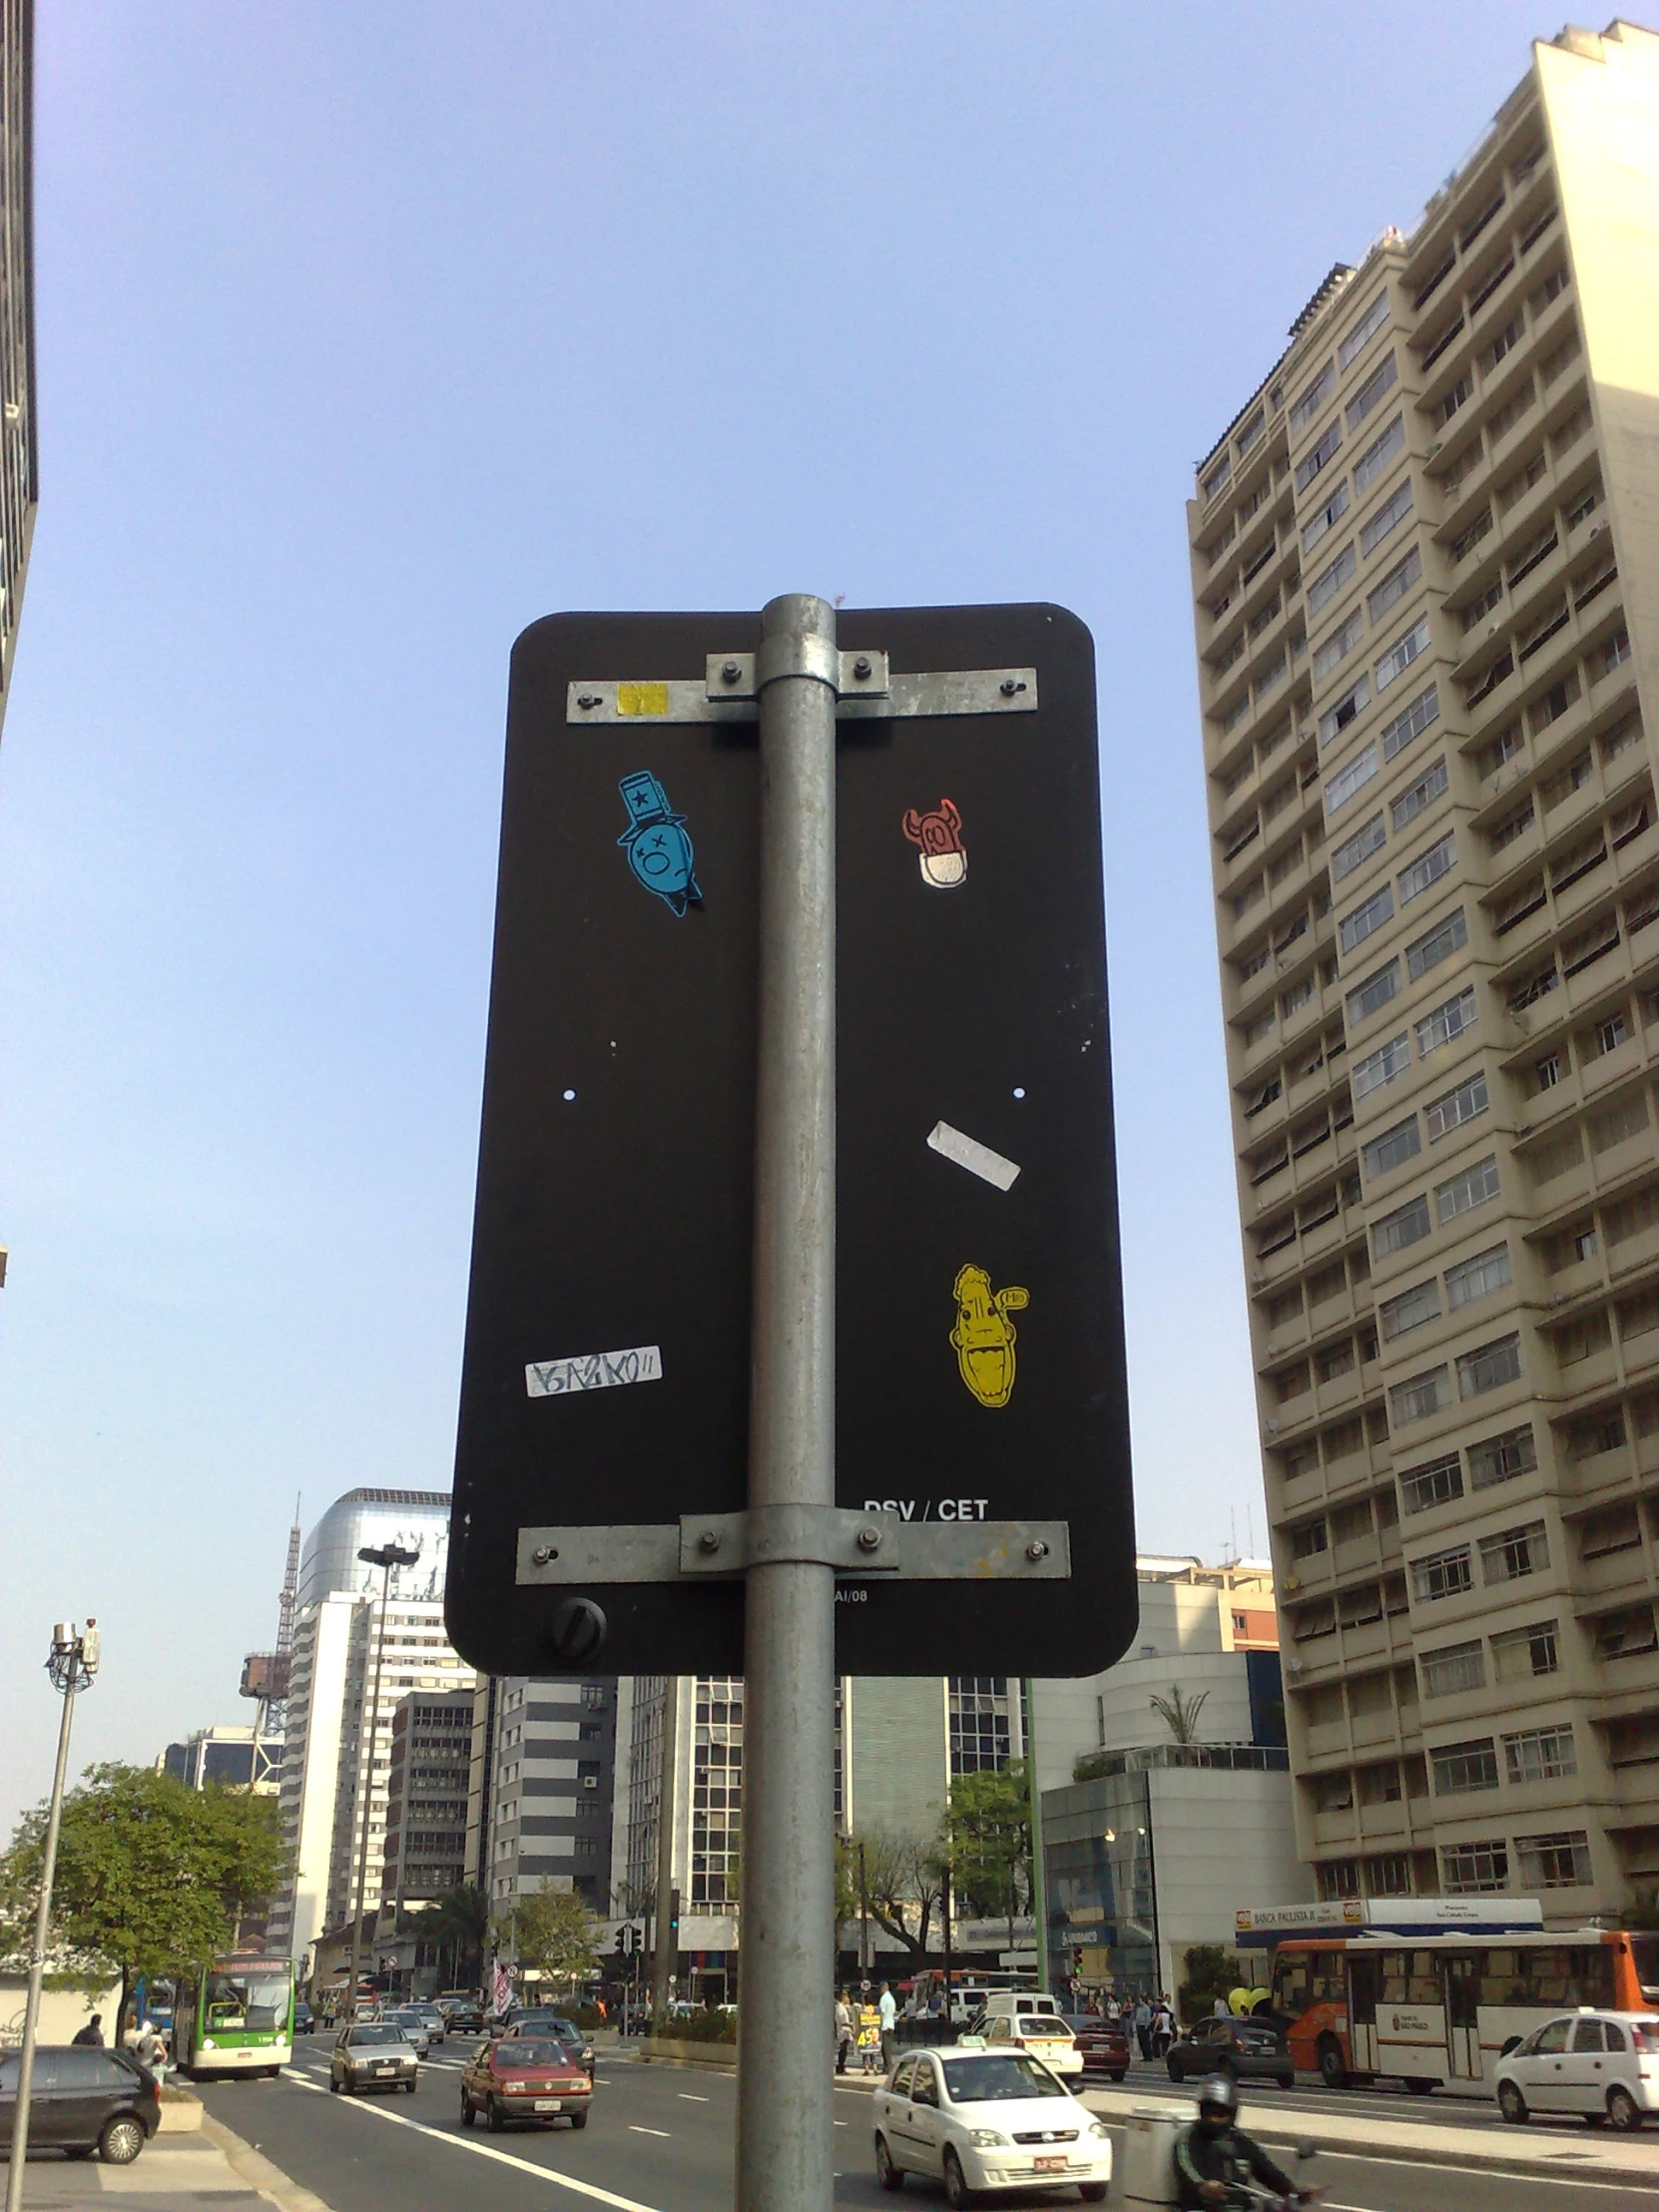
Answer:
top-left (1149, 1687), bottom-right (1209, 1747)
top-left (497, 1888), bottom-right (599, 1991)
top-left (943, 1762), bottom-right (1031, 1949)
top-left (416, 1883), bottom-right (491, 1988)
top-left (841, 1832), bottom-right (943, 1963)
top-left (1177, 1942), bottom-right (1240, 2026)
top-left (0, 1764), bottom-right (288, 2035)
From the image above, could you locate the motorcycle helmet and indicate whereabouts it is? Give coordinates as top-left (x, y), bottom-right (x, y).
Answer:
top-left (1197, 2072), bottom-right (1239, 2133)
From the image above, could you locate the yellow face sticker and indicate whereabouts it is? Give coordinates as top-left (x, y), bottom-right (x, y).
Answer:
top-left (950, 1265), bottom-right (1029, 1408)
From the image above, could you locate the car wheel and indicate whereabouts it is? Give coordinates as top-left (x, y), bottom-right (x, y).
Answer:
top-left (1405, 2076), bottom-right (1436, 2096)
top-left (66, 2144), bottom-right (97, 2161)
top-left (460, 2091), bottom-right (475, 2128)
top-left (406, 2080), bottom-right (418, 2095)
top-left (874, 2133), bottom-right (905, 2192)
top-left (941, 2147), bottom-right (974, 2209)
top-left (1497, 2079), bottom-right (1528, 2125)
top-left (1277, 2074), bottom-right (1295, 2091)
top-left (1079, 2188), bottom-right (1108, 2205)
top-left (1607, 2085), bottom-right (1643, 2132)
top-left (1166, 2057), bottom-right (1182, 2081)
top-left (99, 2117), bottom-right (147, 2167)
top-left (488, 2098), bottom-right (507, 2133)
top-left (568, 2111), bottom-right (588, 2130)
top-left (1111, 2072), bottom-right (1127, 2084)
top-left (1317, 2037), bottom-right (1348, 2090)
top-left (329, 2074), bottom-right (341, 2093)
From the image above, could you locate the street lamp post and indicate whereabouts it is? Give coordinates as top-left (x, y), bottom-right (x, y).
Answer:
top-left (5, 1621), bottom-right (100, 2212)
top-left (344, 1545), bottom-right (420, 2020)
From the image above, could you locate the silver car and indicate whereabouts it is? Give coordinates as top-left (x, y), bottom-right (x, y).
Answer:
top-left (388, 2009), bottom-right (432, 2057)
top-left (331, 2023), bottom-right (419, 2095)
top-left (410, 2003), bottom-right (447, 2045)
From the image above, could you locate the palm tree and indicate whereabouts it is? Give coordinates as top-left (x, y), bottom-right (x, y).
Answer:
top-left (1148, 1687), bottom-right (1209, 1747)
top-left (420, 1883), bottom-right (491, 1988)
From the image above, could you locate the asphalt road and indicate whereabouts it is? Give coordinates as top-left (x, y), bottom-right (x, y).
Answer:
top-left (191, 2035), bottom-right (1652, 2212)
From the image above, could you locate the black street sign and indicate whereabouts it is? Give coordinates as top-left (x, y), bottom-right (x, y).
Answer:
top-left (445, 604), bottom-right (1135, 1679)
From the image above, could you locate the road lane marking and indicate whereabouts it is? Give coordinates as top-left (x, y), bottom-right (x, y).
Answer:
top-left (627, 2126), bottom-right (671, 2137)
top-left (285, 2075), bottom-right (664, 2210)
top-left (1317, 2148), bottom-right (1643, 2194)
top-left (675, 2094), bottom-right (708, 2103)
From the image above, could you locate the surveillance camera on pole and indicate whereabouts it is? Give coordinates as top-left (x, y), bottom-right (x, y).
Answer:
top-left (6, 1620), bottom-right (100, 2212)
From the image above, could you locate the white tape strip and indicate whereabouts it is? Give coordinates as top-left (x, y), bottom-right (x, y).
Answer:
top-left (526, 1345), bottom-right (663, 1397)
top-left (926, 1121), bottom-right (1021, 1191)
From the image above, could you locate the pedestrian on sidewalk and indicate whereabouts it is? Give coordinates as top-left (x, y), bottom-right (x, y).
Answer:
top-left (1133, 1994), bottom-right (1153, 2061)
top-left (834, 1991), bottom-right (854, 2074)
top-left (72, 2013), bottom-right (105, 2047)
top-left (877, 1981), bottom-right (897, 2072)
top-left (1152, 1996), bottom-right (1174, 2057)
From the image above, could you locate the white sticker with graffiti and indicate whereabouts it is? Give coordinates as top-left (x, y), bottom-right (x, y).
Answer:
top-left (926, 1121), bottom-right (1021, 1191)
top-left (526, 1345), bottom-right (663, 1397)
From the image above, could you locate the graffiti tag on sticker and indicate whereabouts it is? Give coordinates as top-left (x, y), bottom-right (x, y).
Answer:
top-left (902, 797), bottom-right (967, 887)
top-left (949, 1266), bottom-right (1028, 1407)
top-left (526, 1344), bottom-right (664, 1397)
top-left (618, 771), bottom-right (702, 915)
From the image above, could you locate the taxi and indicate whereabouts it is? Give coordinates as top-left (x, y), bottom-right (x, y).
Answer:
top-left (874, 2044), bottom-right (1109, 2204)
top-left (975, 2005), bottom-right (1084, 2078)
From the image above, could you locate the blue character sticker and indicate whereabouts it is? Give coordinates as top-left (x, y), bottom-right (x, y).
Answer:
top-left (617, 770), bottom-right (703, 916)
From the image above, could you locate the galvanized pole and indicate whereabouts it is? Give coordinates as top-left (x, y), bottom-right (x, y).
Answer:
top-left (7, 1627), bottom-right (94, 2212)
top-left (1024, 1679), bottom-right (1050, 1992)
top-left (651, 1676), bottom-right (680, 2022)
top-left (736, 594), bottom-right (838, 2212)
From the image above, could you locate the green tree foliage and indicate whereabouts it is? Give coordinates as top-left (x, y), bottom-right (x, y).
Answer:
top-left (942, 1761), bottom-right (1031, 1941)
top-left (1148, 1687), bottom-right (1209, 1747)
top-left (1177, 1941), bottom-right (1241, 2025)
top-left (0, 1764), bottom-right (288, 2033)
top-left (497, 1887), bottom-right (599, 1990)
top-left (840, 1832), bottom-right (943, 1962)
top-left (414, 1883), bottom-right (491, 1987)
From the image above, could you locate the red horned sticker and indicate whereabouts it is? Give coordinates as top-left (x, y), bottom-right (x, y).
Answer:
top-left (901, 797), bottom-right (967, 888)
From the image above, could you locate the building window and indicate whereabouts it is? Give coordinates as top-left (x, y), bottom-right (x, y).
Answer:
top-left (1340, 882), bottom-right (1393, 953)
top-left (1424, 1071), bottom-right (1488, 1143)
top-left (1376, 615), bottom-right (1432, 693)
top-left (1491, 1617), bottom-right (1559, 1681)
top-left (1373, 1191), bottom-right (1431, 1257)
top-left (1381, 1279), bottom-right (1440, 1341)
top-left (1296, 418), bottom-right (1345, 492)
top-left (948, 1677), bottom-right (1015, 1775)
top-left (1479, 1519), bottom-right (1548, 1584)
top-left (1441, 1839), bottom-right (1509, 1893)
top-left (1436, 1154), bottom-right (1499, 1225)
top-left (1404, 906), bottom-right (1467, 984)
top-left (1414, 984), bottom-right (1475, 1057)
top-left (1291, 360), bottom-right (1337, 434)
top-left (1303, 483), bottom-right (1351, 554)
top-left (1333, 813), bottom-right (1387, 885)
top-left (1535, 1053), bottom-right (1561, 1091)
top-left (1514, 1831), bottom-right (1592, 1889)
top-left (1321, 680), bottom-right (1373, 752)
top-left (1315, 609), bottom-right (1367, 682)
top-left (1348, 352), bottom-right (1400, 434)
top-left (1594, 1011), bottom-right (1629, 1057)
top-left (1354, 414), bottom-right (1405, 494)
top-left (1354, 1033), bottom-right (1410, 1101)
top-left (1346, 958), bottom-right (1400, 1027)
top-left (1468, 1423), bottom-right (1536, 1491)
top-left (1368, 544), bottom-right (1422, 624)
top-left (1431, 1739), bottom-right (1498, 1795)
top-left (1398, 831), bottom-right (1456, 906)
top-left (1400, 1453), bottom-right (1463, 1515)
top-left (1410, 1543), bottom-right (1472, 1601)
top-left (1458, 1335), bottom-right (1523, 1399)
top-left (1291, 1518), bottom-right (1330, 1559)
top-left (1424, 1645), bottom-right (1486, 1690)
top-left (1364, 1117), bottom-right (1421, 1183)
top-left (1391, 758), bottom-right (1448, 834)
top-left (1308, 543), bottom-right (1359, 616)
top-left (1503, 1725), bottom-right (1576, 1784)
top-left (1361, 476), bottom-right (1414, 558)
top-left (1340, 291), bottom-right (1391, 369)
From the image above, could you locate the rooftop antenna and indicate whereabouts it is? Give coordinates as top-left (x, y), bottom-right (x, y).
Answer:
top-left (277, 1494), bottom-right (301, 1656)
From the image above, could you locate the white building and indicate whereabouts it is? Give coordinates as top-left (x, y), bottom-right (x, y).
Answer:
top-left (268, 1489), bottom-right (475, 1965)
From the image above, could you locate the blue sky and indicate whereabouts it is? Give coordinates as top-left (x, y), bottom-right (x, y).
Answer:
top-left (0, 1), bottom-right (1558, 1827)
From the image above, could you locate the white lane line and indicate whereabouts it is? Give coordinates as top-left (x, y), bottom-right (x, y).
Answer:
top-left (1316, 2150), bottom-right (1643, 2195)
top-left (675, 2093), bottom-right (708, 2103)
top-left (285, 2074), bottom-right (664, 2210)
top-left (627, 2125), bottom-right (671, 2138)
top-left (926, 1120), bottom-right (1020, 1190)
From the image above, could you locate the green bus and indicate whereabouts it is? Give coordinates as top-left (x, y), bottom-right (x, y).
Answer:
top-left (173, 1954), bottom-right (295, 2079)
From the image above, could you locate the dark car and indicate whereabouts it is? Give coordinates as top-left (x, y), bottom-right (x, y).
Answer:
top-left (0, 2045), bottom-right (161, 2164)
top-left (460, 2038), bottom-right (592, 2132)
top-left (1167, 2013), bottom-right (1294, 2089)
top-left (445, 2004), bottom-right (484, 2033)
top-left (1060, 2013), bottom-right (1131, 2082)
top-left (292, 2002), bottom-right (315, 2036)
top-left (499, 2011), bottom-right (595, 2078)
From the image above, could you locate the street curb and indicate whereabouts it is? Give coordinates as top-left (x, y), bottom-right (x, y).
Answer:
top-left (198, 2109), bottom-right (335, 2212)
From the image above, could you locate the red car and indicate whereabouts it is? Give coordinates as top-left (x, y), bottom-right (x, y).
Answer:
top-left (459, 2037), bottom-right (593, 2131)
top-left (1061, 2013), bottom-right (1130, 2082)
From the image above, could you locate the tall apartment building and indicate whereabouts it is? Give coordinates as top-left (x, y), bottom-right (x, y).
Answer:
top-left (0, 0), bottom-right (35, 737)
top-left (470, 1675), bottom-right (619, 1913)
top-left (1191, 21), bottom-right (1659, 1920)
top-left (269, 1489), bottom-right (475, 1963)
top-left (380, 1690), bottom-right (473, 1914)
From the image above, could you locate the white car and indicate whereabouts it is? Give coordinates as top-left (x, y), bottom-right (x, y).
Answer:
top-left (1494, 2008), bottom-right (1659, 2130)
top-left (873, 2045), bottom-right (1110, 2205)
top-left (976, 2007), bottom-right (1084, 2079)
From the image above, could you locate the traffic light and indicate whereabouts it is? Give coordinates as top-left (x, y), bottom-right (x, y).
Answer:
top-left (669, 1890), bottom-right (681, 1942)
top-left (614, 1927), bottom-right (627, 1956)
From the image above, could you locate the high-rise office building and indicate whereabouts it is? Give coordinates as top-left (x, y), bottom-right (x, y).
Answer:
top-left (471, 1674), bottom-right (619, 1913)
top-left (0, 0), bottom-right (35, 738)
top-left (381, 1690), bottom-right (473, 1913)
top-left (1192, 21), bottom-right (1659, 1917)
top-left (269, 1489), bottom-right (475, 1963)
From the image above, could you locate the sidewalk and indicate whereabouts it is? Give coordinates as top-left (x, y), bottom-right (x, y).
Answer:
top-left (1077, 2079), bottom-right (1659, 2191)
top-left (11, 2111), bottom-right (327, 2212)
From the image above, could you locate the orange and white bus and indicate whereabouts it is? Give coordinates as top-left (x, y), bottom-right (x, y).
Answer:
top-left (1236, 1902), bottom-right (1659, 2093)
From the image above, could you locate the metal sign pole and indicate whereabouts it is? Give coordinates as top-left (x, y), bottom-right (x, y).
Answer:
top-left (735, 594), bottom-right (838, 2212)
top-left (652, 1676), bottom-right (679, 2023)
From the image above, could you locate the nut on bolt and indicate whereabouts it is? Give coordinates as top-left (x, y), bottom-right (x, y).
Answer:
top-left (1000, 677), bottom-right (1028, 698)
top-left (531, 1544), bottom-right (558, 1567)
top-left (720, 660), bottom-right (743, 685)
top-left (576, 693), bottom-right (604, 709)
top-left (1025, 1539), bottom-right (1049, 1562)
top-left (698, 1528), bottom-right (723, 1553)
top-left (856, 1525), bottom-right (883, 1552)
top-left (851, 657), bottom-right (872, 681)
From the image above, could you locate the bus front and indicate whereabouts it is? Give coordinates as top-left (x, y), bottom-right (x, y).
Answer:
top-left (178, 1957), bottom-right (295, 2078)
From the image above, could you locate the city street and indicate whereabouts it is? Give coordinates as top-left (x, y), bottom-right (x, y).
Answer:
top-left (188, 2038), bottom-right (1658, 2212)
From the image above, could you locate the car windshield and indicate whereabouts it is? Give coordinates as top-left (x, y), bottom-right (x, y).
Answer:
top-left (349, 2025), bottom-right (405, 2046)
top-left (500, 2041), bottom-right (566, 2068)
top-left (392, 2011), bottom-right (423, 2025)
top-left (942, 2054), bottom-right (1067, 2103)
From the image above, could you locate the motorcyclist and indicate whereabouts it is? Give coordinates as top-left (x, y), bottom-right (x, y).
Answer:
top-left (1174, 2074), bottom-right (1318, 2209)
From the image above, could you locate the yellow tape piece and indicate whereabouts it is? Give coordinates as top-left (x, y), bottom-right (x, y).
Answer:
top-left (617, 682), bottom-right (670, 717)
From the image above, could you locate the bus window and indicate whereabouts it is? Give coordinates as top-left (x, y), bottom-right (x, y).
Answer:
top-left (1479, 1949), bottom-right (1525, 2006)
top-left (1444, 1954), bottom-right (1478, 2028)
top-left (1565, 1946), bottom-right (1615, 2009)
top-left (1273, 1958), bottom-right (1310, 2015)
top-left (1380, 1951), bottom-right (1407, 2004)
top-left (1628, 1936), bottom-right (1659, 2006)
top-left (1405, 1954), bottom-right (1438, 2005)
top-left (1349, 1954), bottom-right (1379, 2026)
